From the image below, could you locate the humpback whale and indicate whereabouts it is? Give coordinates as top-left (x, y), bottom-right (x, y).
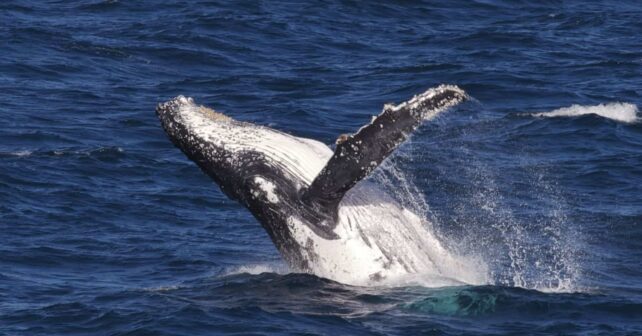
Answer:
top-left (157, 85), bottom-right (484, 286)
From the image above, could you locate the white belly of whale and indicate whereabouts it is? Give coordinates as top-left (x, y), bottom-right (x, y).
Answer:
top-left (288, 182), bottom-right (489, 286)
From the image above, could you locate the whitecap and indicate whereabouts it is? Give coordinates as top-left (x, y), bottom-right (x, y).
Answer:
top-left (532, 102), bottom-right (639, 123)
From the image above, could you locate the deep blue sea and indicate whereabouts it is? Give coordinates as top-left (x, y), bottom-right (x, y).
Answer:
top-left (2, 1), bottom-right (642, 335)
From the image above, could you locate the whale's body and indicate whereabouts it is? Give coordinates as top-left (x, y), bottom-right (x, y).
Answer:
top-left (157, 85), bottom-right (485, 286)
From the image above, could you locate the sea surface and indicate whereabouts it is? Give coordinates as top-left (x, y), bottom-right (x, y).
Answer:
top-left (2, 1), bottom-right (642, 335)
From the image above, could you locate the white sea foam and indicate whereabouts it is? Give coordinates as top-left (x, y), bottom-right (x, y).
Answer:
top-left (532, 102), bottom-right (639, 123)
top-left (223, 263), bottom-right (289, 276)
top-left (4, 150), bottom-right (33, 157)
top-left (144, 284), bottom-right (182, 292)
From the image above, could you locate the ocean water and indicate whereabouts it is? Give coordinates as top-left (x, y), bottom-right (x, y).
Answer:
top-left (1, 1), bottom-right (641, 335)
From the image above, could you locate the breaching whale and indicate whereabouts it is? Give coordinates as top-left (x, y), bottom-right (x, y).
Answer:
top-left (157, 85), bottom-right (485, 286)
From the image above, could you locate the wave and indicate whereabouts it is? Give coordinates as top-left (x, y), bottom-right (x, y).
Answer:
top-left (0, 147), bottom-right (124, 159)
top-left (532, 102), bottom-right (639, 123)
top-left (2, 150), bottom-right (34, 157)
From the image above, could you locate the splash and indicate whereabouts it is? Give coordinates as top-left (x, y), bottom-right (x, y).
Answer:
top-left (369, 146), bottom-right (490, 288)
top-left (532, 102), bottom-right (639, 123)
top-left (421, 139), bottom-right (582, 293)
top-left (370, 130), bottom-right (582, 293)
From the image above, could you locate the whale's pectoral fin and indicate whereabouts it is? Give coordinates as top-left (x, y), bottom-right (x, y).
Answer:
top-left (303, 84), bottom-right (467, 213)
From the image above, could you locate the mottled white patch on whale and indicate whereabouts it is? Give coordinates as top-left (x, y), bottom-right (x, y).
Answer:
top-left (254, 176), bottom-right (279, 203)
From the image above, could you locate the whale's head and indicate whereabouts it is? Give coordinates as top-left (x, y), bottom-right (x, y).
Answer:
top-left (157, 96), bottom-right (228, 171)
top-left (156, 96), bottom-right (335, 268)
top-left (156, 95), bottom-right (232, 143)
top-left (158, 96), bottom-right (284, 204)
